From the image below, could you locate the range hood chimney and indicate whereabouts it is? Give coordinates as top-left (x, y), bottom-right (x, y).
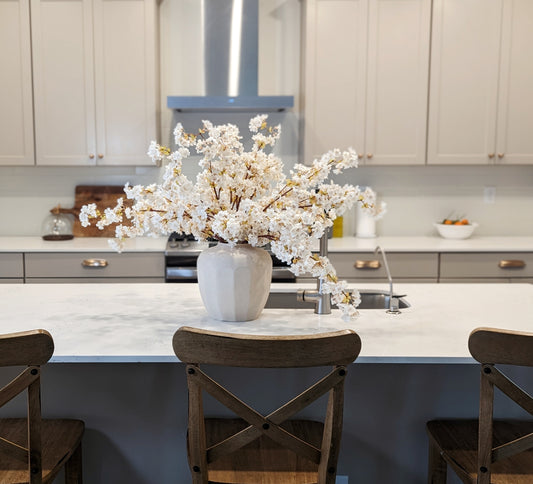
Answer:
top-left (167, 0), bottom-right (294, 112)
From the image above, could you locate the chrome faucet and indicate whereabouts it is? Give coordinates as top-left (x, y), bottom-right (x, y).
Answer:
top-left (297, 232), bottom-right (331, 314)
top-left (374, 246), bottom-right (400, 314)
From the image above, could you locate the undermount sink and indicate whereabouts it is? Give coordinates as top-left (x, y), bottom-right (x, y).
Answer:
top-left (265, 289), bottom-right (410, 310)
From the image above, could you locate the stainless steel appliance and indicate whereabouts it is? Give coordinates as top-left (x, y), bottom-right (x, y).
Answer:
top-left (165, 233), bottom-right (295, 283)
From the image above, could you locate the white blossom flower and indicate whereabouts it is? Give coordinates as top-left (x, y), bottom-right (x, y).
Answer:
top-left (79, 116), bottom-right (375, 319)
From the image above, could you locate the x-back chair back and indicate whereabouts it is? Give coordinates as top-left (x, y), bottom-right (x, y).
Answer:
top-left (173, 326), bottom-right (361, 484)
top-left (0, 329), bottom-right (84, 484)
top-left (427, 327), bottom-right (533, 484)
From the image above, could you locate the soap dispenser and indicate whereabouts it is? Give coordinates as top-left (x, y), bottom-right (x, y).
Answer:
top-left (42, 205), bottom-right (74, 241)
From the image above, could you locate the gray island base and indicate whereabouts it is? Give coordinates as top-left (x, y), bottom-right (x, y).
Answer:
top-left (0, 282), bottom-right (531, 483)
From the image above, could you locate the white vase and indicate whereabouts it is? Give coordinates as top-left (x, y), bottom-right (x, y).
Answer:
top-left (356, 206), bottom-right (377, 238)
top-left (197, 243), bottom-right (273, 322)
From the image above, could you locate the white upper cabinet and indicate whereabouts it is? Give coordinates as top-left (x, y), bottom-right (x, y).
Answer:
top-left (428, 0), bottom-right (533, 165)
top-left (0, 0), bottom-right (34, 166)
top-left (303, 0), bottom-right (430, 165)
top-left (30, 0), bottom-right (158, 166)
top-left (495, 0), bottom-right (533, 164)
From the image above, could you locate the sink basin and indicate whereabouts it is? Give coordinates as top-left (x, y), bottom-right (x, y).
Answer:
top-left (265, 289), bottom-right (410, 310)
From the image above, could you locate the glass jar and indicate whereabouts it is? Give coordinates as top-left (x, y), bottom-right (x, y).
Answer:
top-left (42, 205), bottom-right (74, 241)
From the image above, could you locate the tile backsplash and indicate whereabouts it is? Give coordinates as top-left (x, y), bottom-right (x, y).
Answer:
top-left (2, 164), bottom-right (533, 237)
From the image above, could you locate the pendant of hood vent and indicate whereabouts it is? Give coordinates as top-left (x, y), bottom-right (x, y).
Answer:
top-left (167, 0), bottom-right (294, 112)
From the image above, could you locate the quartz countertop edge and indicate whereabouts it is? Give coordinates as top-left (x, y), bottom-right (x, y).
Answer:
top-left (2, 235), bottom-right (533, 252)
top-left (0, 282), bottom-right (531, 364)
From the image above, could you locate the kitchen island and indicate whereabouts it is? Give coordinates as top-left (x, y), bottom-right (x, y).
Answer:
top-left (0, 282), bottom-right (532, 483)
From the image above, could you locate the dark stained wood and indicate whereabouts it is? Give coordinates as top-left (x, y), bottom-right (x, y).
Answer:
top-left (173, 327), bottom-right (361, 367)
top-left (427, 327), bottom-right (533, 484)
top-left (58, 185), bottom-right (132, 237)
top-left (0, 330), bottom-right (54, 366)
top-left (469, 327), bottom-right (533, 367)
top-left (0, 329), bottom-right (84, 483)
top-left (174, 327), bottom-right (361, 484)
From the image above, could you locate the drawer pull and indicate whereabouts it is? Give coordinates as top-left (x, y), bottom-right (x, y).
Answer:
top-left (354, 260), bottom-right (381, 270)
top-left (498, 259), bottom-right (525, 269)
top-left (82, 259), bottom-right (108, 268)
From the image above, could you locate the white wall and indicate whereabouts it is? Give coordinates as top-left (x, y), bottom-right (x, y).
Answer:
top-left (2, 0), bottom-right (533, 238)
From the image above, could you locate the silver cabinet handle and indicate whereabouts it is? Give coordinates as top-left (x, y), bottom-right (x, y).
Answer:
top-left (82, 259), bottom-right (108, 268)
top-left (498, 259), bottom-right (525, 269)
top-left (354, 260), bottom-right (381, 270)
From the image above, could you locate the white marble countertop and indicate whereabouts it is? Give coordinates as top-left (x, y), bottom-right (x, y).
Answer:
top-left (1, 235), bottom-right (533, 252)
top-left (0, 282), bottom-right (531, 364)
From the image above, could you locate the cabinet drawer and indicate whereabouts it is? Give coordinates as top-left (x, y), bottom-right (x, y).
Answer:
top-left (440, 253), bottom-right (533, 279)
top-left (0, 253), bottom-right (24, 278)
top-left (329, 252), bottom-right (439, 279)
top-left (25, 252), bottom-right (164, 278)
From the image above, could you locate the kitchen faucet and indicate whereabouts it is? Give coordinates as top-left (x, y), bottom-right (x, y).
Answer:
top-left (297, 232), bottom-right (332, 315)
top-left (374, 245), bottom-right (401, 314)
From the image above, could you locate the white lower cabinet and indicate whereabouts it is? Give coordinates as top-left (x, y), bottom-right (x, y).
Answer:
top-left (25, 252), bottom-right (164, 283)
top-left (0, 253), bottom-right (24, 283)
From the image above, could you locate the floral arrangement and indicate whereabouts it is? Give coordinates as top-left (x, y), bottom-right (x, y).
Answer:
top-left (80, 115), bottom-right (375, 319)
top-left (358, 186), bottom-right (387, 220)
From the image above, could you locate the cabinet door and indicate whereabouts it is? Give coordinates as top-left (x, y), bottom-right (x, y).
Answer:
top-left (364, 0), bottom-right (430, 165)
top-left (31, 0), bottom-right (97, 166)
top-left (495, 0), bottom-right (533, 164)
top-left (303, 0), bottom-right (367, 163)
top-left (0, 0), bottom-right (34, 166)
top-left (427, 0), bottom-right (502, 165)
top-left (440, 252), bottom-right (533, 279)
top-left (0, 253), bottom-right (24, 278)
top-left (92, 0), bottom-right (157, 166)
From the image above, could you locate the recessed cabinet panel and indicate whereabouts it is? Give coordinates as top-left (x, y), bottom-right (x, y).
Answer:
top-left (31, 0), bottom-right (96, 166)
top-left (93, 0), bottom-right (157, 165)
top-left (427, 0), bottom-right (502, 165)
top-left (25, 252), bottom-right (164, 278)
top-left (0, 0), bottom-right (34, 166)
top-left (440, 252), bottom-right (533, 279)
top-left (304, 0), bottom-right (430, 165)
top-left (495, 0), bottom-right (533, 164)
top-left (0, 253), bottom-right (24, 278)
top-left (329, 252), bottom-right (439, 280)
top-left (304, 0), bottom-right (366, 161)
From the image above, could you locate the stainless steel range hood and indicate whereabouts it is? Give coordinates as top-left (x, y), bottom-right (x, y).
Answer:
top-left (167, 0), bottom-right (293, 112)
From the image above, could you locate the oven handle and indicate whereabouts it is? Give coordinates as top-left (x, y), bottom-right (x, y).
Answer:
top-left (166, 266), bottom-right (295, 281)
top-left (166, 267), bottom-right (198, 280)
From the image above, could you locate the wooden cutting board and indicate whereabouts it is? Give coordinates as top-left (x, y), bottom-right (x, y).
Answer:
top-left (60, 185), bottom-right (131, 237)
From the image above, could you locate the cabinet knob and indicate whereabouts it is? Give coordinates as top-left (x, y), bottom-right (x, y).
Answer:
top-left (82, 259), bottom-right (108, 268)
top-left (354, 260), bottom-right (381, 270)
top-left (366, 153), bottom-right (373, 159)
top-left (497, 153), bottom-right (504, 158)
top-left (89, 154), bottom-right (95, 159)
top-left (98, 154), bottom-right (104, 159)
top-left (498, 259), bottom-right (525, 269)
top-left (488, 153), bottom-right (495, 159)
top-left (357, 153), bottom-right (364, 159)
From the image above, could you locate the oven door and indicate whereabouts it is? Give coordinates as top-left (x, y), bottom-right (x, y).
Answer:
top-left (165, 254), bottom-right (296, 283)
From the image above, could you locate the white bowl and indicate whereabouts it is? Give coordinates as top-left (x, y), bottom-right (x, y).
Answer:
top-left (434, 222), bottom-right (478, 240)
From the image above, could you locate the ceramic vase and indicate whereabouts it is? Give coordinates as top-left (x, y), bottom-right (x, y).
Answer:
top-left (197, 243), bottom-right (273, 322)
top-left (356, 205), bottom-right (376, 238)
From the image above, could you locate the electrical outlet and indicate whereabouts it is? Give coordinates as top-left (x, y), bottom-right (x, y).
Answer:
top-left (484, 186), bottom-right (496, 204)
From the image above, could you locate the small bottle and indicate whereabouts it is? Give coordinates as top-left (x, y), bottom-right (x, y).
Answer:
top-left (332, 216), bottom-right (343, 238)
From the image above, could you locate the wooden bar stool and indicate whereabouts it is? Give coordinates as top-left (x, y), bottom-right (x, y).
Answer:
top-left (0, 329), bottom-right (85, 484)
top-left (173, 327), bottom-right (361, 484)
top-left (426, 327), bottom-right (533, 484)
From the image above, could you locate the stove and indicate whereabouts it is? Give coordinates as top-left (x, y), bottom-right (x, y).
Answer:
top-left (164, 233), bottom-right (295, 283)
